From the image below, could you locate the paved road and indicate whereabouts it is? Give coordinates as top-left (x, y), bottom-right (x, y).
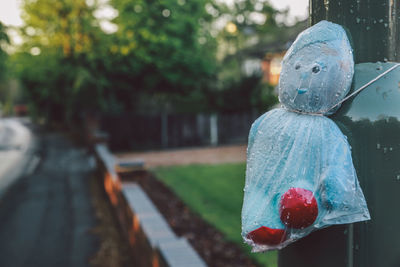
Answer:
top-left (0, 133), bottom-right (99, 267)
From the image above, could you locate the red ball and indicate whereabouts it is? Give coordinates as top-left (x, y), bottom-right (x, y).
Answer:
top-left (279, 187), bottom-right (318, 229)
top-left (246, 226), bottom-right (286, 246)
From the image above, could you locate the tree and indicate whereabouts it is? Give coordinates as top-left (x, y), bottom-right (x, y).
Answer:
top-left (15, 0), bottom-right (281, 124)
top-left (0, 22), bottom-right (9, 81)
top-left (16, 0), bottom-right (111, 124)
top-left (215, 0), bottom-right (279, 59)
top-left (16, 0), bottom-right (219, 121)
top-left (109, 0), bottom-right (218, 113)
top-left (0, 22), bottom-right (19, 116)
top-left (210, 0), bottom-right (280, 112)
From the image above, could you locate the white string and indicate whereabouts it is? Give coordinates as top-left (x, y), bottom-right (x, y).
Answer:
top-left (283, 107), bottom-right (324, 116)
top-left (285, 63), bottom-right (400, 116)
top-left (325, 63), bottom-right (400, 113)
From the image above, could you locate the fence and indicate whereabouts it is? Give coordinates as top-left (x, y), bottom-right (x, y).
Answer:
top-left (101, 111), bottom-right (259, 151)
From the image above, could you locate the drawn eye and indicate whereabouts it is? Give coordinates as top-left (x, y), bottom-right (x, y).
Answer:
top-left (312, 65), bottom-right (321, 73)
top-left (295, 64), bottom-right (301, 70)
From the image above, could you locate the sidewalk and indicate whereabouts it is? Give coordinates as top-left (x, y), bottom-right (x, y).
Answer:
top-left (0, 134), bottom-right (98, 267)
top-left (116, 144), bottom-right (247, 168)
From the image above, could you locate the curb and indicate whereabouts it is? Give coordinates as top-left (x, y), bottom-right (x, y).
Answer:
top-left (94, 144), bottom-right (207, 267)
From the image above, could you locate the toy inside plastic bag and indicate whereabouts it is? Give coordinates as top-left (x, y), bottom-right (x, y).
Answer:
top-left (241, 21), bottom-right (370, 252)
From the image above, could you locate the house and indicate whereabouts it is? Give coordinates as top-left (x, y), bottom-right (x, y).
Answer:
top-left (241, 20), bottom-right (308, 86)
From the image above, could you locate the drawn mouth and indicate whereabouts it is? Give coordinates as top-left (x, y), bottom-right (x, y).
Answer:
top-left (297, 88), bottom-right (308, 94)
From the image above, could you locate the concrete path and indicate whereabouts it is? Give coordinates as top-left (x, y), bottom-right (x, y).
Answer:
top-left (116, 144), bottom-right (247, 168)
top-left (0, 133), bottom-right (99, 267)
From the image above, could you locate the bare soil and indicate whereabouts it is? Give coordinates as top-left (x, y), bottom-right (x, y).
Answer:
top-left (89, 173), bottom-right (135, 267)
top-left (123, 171), bottom-right (259, 267)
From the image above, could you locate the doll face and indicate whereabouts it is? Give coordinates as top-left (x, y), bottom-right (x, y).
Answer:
top-left (279, 41), bottom-right (354, 114)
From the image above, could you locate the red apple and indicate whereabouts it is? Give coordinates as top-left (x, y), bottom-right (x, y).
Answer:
top-left (246, 226), bottom-right (286, 246)
top-left (279, 187), bottom-right (318, 229)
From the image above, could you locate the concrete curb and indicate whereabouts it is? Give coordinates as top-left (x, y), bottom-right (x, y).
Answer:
top-left (94, 144), bottom-right (207, 267)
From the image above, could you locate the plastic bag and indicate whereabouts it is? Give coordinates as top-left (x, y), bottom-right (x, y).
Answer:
top-left (241, 21), bottom-right (370, 252)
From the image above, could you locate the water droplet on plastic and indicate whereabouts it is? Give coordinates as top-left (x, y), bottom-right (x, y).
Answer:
top-left (384, 23), bottom-right (388, 28)
top-left (377, 143), bottom-right (381, 149)
top-left (356, 17), bottom-right (361, 23)
top-left (397, 174), bottom-right (400, 180)
top-left (379, 19), bottom-right (384, 23)
top-left (282, 91), bottom-right (289, 101)
top-left (366, 26), bottom-right (371, 30)
top-left (383, 147), bottom-right (388, 153)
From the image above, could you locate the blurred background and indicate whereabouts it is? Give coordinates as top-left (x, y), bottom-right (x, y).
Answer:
top-left (0, 1), bottom-right (309, 267)
top-left (0, 0), bottom-right (307, 151)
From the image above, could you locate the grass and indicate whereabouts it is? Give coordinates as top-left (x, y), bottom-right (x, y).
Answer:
top-left (154, 163), bottom-right (277, 267)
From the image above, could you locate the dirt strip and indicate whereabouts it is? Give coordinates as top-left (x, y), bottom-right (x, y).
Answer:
top-left (121, 171), bottom-right (259, 267)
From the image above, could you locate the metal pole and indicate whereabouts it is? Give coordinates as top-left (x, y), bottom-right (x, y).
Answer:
top-left (210, 114), bottom-right (218, 146)
top-left (309, 0), bottom-right (400, 63)
top-left (279, 1), bottom-right (400, 267)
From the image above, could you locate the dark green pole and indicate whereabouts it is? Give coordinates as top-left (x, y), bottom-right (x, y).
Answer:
top-left (309, 0), bottom-right (400, 63)
top-left (278, 1), bottom-right (400, 267)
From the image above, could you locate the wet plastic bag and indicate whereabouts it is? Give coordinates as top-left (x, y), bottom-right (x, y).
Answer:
top-left (241, 21), bottom-right (370, 252)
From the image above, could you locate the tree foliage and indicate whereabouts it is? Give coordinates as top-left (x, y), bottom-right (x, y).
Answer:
top-left (211, 0), bottom-right (280, 112)
top-left (15, 0), bottom-right (280, 124)
top-left (15, 0), bottom-right (112, 123)
top-left (109, 0), bottom-right (217, 113)
top-left (0, 22), bottom-right (9, 81)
